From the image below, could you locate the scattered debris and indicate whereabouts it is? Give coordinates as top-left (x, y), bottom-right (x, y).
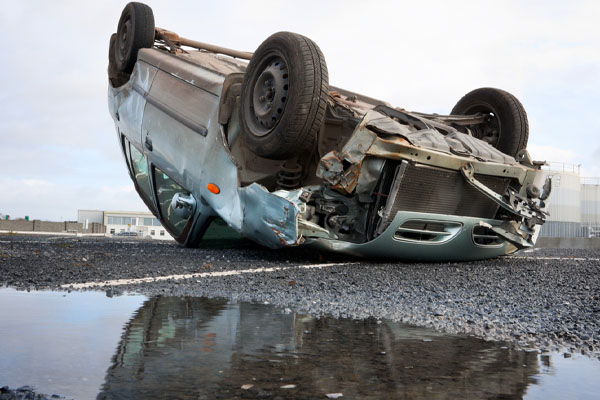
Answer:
top-left (280, 384), bottom-right (296, 389)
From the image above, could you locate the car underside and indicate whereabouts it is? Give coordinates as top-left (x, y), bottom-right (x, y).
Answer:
top-left (108, 3), bottom-right (550, 261)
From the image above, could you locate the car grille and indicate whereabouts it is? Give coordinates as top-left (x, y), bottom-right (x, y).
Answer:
top-left (394, 220), bottom-right (462, 243)
top-left (376, 162), bottom-right (510, 235)
top-left (472, 225), bottom-right (504, 246)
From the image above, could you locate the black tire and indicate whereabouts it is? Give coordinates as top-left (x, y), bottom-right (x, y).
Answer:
top-left (115, 2), bottom-right (155, 74)
top-left (451, 87), bottom-right (528, 157)
top-left (240, 32), bottom-right (329, 160)
top-left (108, 34), bottom-right (131, 87)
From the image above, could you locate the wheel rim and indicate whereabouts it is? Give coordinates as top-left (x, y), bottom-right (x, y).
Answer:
top-left (116, 15), bottom-right (132, 65)
top-left (249, 55), bottom-right (289, 136)
top-left (464, 104), bottom-right (501, 147)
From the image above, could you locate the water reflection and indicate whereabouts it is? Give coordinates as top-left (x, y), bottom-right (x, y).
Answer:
top-left (0, 288), bottom-right (146, 399)
top-left (98, 297), bottom-right (540, 399)
top-left (1, 289), bottom-right (597, 399)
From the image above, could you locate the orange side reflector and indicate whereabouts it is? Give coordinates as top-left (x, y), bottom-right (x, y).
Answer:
top-left (207, 183), bottom-right (220, 194)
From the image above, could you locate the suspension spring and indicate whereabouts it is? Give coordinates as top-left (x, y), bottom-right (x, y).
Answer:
top-left (277, 161), bottom-right (302, 189)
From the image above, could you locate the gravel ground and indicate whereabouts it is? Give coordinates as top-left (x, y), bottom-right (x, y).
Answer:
top-left (1, 234), bottom-right (599, 357)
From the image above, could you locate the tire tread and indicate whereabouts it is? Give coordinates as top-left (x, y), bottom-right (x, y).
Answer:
top-left (240, 31), bottom-right (329, 159)
top-left (451, 87), bottom-right (529, 157)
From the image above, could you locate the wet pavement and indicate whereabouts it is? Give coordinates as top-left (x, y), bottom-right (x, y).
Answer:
top-left (2, 235), bottom-right (600, 358)
top-left (0, 288), bottom-right (598, 399)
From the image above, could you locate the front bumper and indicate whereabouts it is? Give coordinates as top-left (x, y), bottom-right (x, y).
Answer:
top-left (307, 211), bottom-right (512, 262)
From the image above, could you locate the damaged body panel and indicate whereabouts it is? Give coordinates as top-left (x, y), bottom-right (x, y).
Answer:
top-left (108, 3), bottom-right (549, 261)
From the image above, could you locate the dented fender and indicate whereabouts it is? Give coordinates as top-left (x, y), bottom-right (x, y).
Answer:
top-left (238, 184), bottom-right (299, 248)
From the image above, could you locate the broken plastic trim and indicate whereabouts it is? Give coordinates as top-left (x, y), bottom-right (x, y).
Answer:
top-left (460, 163), bottom-right (546, 222)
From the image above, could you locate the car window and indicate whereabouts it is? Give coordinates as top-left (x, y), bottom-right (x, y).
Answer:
top-left (121, 135), bottom-right (132, 173)
top-left (194, 218), bottom-right (249, 248)
top-left (153, 167), bottom-right (192, 237)
top-left (129, 144), bottom-right (153, 204)
top-left (203, 218), bottom-right (243, 240)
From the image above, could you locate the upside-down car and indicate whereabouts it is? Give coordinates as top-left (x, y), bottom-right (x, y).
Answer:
top-left (108, 2), bottom-right (550, 261)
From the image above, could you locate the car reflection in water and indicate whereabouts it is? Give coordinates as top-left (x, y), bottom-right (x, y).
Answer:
top-left (97, 297), bottom-right (539, 399)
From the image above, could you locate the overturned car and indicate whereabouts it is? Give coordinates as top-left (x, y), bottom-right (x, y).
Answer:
top-left (108, 3), bottom-right (550, 261)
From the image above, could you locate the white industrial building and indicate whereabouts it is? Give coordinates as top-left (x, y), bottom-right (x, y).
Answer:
top-left (77, 210), bottom-right (174, 240)
top-left (540, 164), bottom-right (600, 238)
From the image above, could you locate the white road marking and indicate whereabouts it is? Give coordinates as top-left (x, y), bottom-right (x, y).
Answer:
top-left (0, 240), bottom-right (53, 244)
top-left (509, 256), bottom-right (600, 261)
top-left (61, 262), bottom-right (357, 289)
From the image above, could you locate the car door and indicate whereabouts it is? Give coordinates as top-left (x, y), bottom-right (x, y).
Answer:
top-left (140, 68), bottom-right (219, 187)
top-left (124, 135), bottom-right (216, 245)
top-left (110, 59), bottom-right (158, 148)
top-left (127, 138), bottom-right (158, 216)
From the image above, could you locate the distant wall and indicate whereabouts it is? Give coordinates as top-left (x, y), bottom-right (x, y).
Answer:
top-left (0, 220), bottom-right (105, 234)
top-left (0, 219), bottom-right (34, 231)
top-left (535, 237), bottom-right (600, 249)
top-left (86, 222), bottom-right (105, 233)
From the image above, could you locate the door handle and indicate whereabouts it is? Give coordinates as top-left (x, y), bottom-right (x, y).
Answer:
top-left (144, 136), bottom-right (153, 151)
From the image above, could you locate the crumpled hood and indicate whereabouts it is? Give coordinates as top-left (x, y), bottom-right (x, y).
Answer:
top-left (365, 111), bottom-right (516, 164)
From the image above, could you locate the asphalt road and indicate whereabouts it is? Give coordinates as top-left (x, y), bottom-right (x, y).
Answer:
top-left (1, 234), bottom-right (599, 358)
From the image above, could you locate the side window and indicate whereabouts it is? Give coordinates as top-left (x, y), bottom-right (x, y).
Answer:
top-left (129, 144), bottom-right (154, 204)
top-left (203, 218), bottom-right (242, 240)
top-left (154, 167), bottom-right (193, 237)
top-left (121, 135), bottom-right (132, 173)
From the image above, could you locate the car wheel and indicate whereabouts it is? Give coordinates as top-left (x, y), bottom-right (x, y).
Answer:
top-left (451, 87), bottom-right (529, 157)
top-left (240, 32), bottom-right (329, 160)
top-left (108, 34), bottom-right (131, 87)
top-left (115, 2), bottom-right (155, 74)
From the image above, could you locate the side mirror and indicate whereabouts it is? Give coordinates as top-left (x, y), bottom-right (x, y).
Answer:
top-left (171, 193), bottom-right (196, 219)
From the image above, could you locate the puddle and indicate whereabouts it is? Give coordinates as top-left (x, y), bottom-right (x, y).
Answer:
top-left (0, 288), bottom-right (146, 399)
top-left (0, 288), bottom-right (598, 399)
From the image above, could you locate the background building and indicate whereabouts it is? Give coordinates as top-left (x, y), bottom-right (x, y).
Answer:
top-left (581, 177), bottom-right (600, 238)
top-left (77, 210), bottom-right (174, 240)
top-left (540, 164), bottom-right (600, 238)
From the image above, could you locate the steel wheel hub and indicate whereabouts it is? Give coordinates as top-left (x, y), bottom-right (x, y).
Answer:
top-left (117, 17), bottom-right (132, 62)
top-left (251, 56), bottom-right (289, 135)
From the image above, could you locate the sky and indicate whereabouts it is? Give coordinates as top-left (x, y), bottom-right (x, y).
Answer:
top-left (0, 0), bottom-right (599, 221)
